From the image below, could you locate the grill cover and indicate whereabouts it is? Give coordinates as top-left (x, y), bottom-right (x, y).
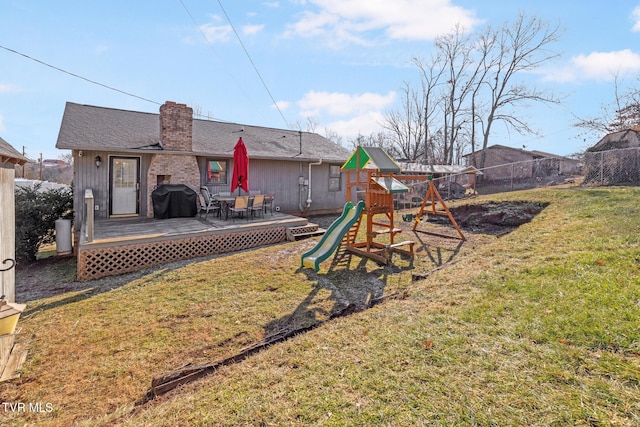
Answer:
top-left (151, 184), bottom-right (198, 219)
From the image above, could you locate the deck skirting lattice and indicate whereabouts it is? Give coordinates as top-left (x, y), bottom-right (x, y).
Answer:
top-left (78, 226), bottom-right (286, 281)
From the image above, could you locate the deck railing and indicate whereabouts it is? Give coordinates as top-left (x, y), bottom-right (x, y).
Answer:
top-left (84, 189), bottom-right (94, 243)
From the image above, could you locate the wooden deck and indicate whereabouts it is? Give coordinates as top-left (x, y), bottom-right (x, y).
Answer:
top-left (77, 213), bottom-right (309, 281)
top-left (82, 212), bottom-right (307, 247)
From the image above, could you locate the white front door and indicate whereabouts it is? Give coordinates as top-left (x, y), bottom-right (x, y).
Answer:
top-left (110, 157), bottom-right (139, 216)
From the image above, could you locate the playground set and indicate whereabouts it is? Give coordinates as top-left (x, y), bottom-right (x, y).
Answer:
top-left (301, 146), bottom-right (465, 272)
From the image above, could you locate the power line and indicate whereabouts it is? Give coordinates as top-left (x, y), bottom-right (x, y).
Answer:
top-left (215, 0), bottom-right (292, 129)
top-left (178, 0), bottom-right (256, 118)
top-left (0, 44), bottom-right (162, 106)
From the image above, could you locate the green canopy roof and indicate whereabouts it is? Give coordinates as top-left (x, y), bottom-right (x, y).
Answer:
top-left (341, 146), bottom-right (402, 173)
top-left (373, 177), bottom-right (410, 194)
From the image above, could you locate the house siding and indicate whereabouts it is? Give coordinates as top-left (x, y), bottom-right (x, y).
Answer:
top-left (73, 150), bottom-right (347, 232)
top-left (200, 158), bottom-right (347, 214)
top-left (73, 150), bottom-right (152, 230)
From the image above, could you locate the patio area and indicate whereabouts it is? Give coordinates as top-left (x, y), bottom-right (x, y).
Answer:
top-left (76, 212), bottom-right (314, 281)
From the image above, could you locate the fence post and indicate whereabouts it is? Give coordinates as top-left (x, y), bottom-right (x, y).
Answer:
top-left (600, 151), bottom-right (604, 186)
top-left (511, 163), bottom-right (514, 191)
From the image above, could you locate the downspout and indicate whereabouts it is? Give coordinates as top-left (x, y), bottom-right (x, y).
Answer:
top-left (306, 159), bottom-right (323, 208)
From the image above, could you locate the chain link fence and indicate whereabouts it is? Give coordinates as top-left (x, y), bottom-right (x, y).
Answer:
top-left (583, 147), bottom-right (640, 186)
top-left (398, 148), bottom-right (640, 201)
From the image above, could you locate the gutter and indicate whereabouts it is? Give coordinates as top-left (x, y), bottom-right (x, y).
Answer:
top-left (306, 159), bottom-right (323, 208)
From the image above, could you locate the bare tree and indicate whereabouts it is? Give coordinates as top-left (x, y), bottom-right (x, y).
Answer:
top-left (574, 74), bottom-right (640, 140)
top-left (346, 132), bottom-right (394, 154)
top-left (323, 127), bottom-right (343, 146)
top-left (382, 81), bottom-right (427, 160)
top-left (384, 14), bottom-right (562, 168)
top-left (475, 14), bottom-right (562, 170)
top-left (58, 152), bottom-right (74, 165)
top-left (413, 55), bottom-right (446, 164)
top-left (437, 25), bottom-right (478, 165)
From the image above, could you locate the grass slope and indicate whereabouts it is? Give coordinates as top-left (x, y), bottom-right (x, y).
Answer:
top-left (1, 186), bottom-right (639, 426)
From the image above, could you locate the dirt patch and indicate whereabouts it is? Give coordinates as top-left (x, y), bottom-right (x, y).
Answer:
top-left (310, 201), bottom-right (549, 236)
top-left (440, 201), bottom-right (549, 235)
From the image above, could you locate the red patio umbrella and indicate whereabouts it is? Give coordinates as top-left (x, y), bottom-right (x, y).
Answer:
top-left (231, 137), bottom-right (249, 195)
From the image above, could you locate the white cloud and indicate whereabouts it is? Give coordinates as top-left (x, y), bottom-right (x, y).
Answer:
top-left (545, 49), bottom-right (640, 82)
top-left (0, 114), bottom-right (4, 132)
top-left (199, 16), bottom-right (233, 43)
top-left (273, 100), bottom-right (291, 111)
top-left (242, 24), bottom-right (265, 36)
top-left (0, 83), bottom-right (19, 93)
top-left (325, 110), bottom-right (387, 137)
top-left (633, 6), bottom-right (640, 31)
top-left (297, 90), bottom-right (396, 117)
top-left (295, 90), bottom-right (396, 138)
top-left (263, 1), bottom-right (280, 7)
top-left (284, 0), bottom-right (480, 45)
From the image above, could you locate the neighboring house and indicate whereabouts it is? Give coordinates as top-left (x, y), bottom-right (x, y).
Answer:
top-left (56, 101), bottom-right (352, 231)
top-left (42, 159), bottom-right (68, 168)
top-left (587, 127), bottom-right (640, 152)
top-left (583, 127), bottom-right (640, 186)
top-left (0, 137), bottom-right (28, 303)
top-left (398, 162), bottom-right (483, 200)
top-left (462, 144), bottom-right (581, 181)
top-left (399, 162), bottom-right (481, 184)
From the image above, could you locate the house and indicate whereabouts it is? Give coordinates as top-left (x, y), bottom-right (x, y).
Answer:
top-left (397, 162), bottom-right (483, 200)
top-left (56, 101), bottom-right (352, 232)
top-left (462, 144), bottom-right (581, 182)
top-left (583, 127), bottom-right (640, 186)
top-left (0, 137), bottom-right (28, 303)
top-left (587, 127), bottom-right (640, 152)
top-left (42, 159), bottom-right (68, 168)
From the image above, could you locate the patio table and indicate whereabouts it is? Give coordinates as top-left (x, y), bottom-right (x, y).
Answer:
top-left (214, 195), bottom-right (272, 220)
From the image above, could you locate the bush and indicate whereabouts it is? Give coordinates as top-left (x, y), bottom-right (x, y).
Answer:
top-left (15, 184), bottom-right (73, 261)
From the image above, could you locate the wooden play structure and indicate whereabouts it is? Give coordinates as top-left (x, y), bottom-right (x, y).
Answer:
top-left (340, 146), bottom-right (415, 265)
top-left (411, 176), bottom-right (465, 241)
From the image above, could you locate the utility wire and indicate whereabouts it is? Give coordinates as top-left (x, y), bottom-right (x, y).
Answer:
top-left (215, 0), bottom-right (292, 129)
top-left (0, 44), bottom-right (162, 106)
top-left (178, 0), bottom-right (256, 120)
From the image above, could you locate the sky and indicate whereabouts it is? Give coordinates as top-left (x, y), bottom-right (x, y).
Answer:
top-left (1, 0), bottom-right (640, 162)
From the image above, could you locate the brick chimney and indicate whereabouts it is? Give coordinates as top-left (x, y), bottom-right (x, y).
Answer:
top-left (146, 101), bottom-right (200, 217)
top-left (159, 101), bottom-right (193, 151)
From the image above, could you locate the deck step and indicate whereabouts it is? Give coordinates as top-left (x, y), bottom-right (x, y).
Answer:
top-left (286, 223), bottom-right (326, 241)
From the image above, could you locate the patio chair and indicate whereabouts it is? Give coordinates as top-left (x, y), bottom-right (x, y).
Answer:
top-left (266, 192), bottom-right (275, 215)
top-left (229, 195), bottom-right (249, 222)
top-left (249, 194), bottom-right (265, 219)
top-left (199, 187), bottom-right (220, 220)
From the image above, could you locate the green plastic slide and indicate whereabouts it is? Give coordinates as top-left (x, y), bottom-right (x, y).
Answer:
top-left (300, 200), bottom-right (365, 272)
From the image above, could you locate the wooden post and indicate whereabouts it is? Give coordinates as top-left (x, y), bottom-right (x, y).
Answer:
top-left (0, 164), bottom-right (16, 302)
top-left (84, 189), bottom-right (94, 243)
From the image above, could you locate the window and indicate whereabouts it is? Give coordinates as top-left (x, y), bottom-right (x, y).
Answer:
top-left (206, 159), bottom-right (228, 184)
top-left (329, 165), bottom-right (341, 191)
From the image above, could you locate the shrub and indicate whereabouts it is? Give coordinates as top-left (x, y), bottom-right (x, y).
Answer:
top-left (15, 184), bottom-right (73, 261)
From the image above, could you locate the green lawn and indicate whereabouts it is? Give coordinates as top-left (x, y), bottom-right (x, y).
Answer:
top-left (2, 186), bottom-right (639, 426)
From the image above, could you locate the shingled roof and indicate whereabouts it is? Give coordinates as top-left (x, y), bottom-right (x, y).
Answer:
top-left (0, 137), bottom-right (28, 165)
top-left (588, 128), bottom-right (640, 152)
top-left (56, 102), bottom-right (350, 162)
